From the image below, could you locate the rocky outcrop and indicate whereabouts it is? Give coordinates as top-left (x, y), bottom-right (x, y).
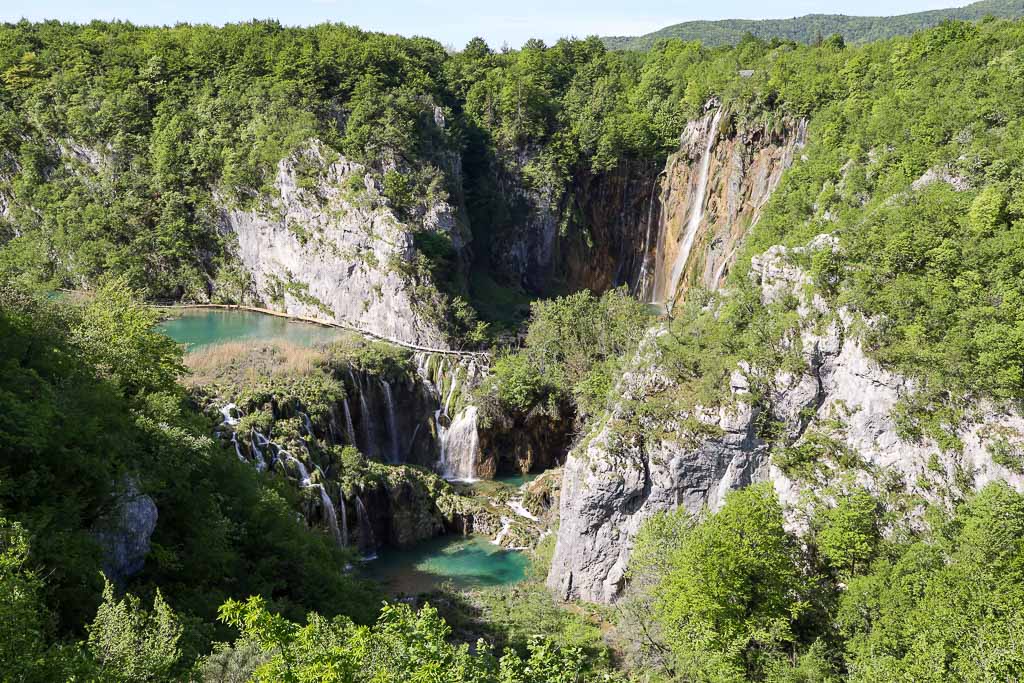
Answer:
top-left (548, 236), bottom-right (1024, 603)
top-left (94, 480), bottom-right (158, 586)
top-left (648, 107), bottom-right (808, 307)
top-left (220, 142), bottom-right (462, 347)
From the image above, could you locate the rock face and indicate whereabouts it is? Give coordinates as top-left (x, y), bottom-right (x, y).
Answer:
top-left (487, 107), bottom-right (805, 303)
top-left (547, 236), bottom-right (1024, 603)
top-left (220, 142), bottom-right (461, 347)
top-left (648, 107), bottom-right (808, 306)
top-left (94, 480), bottom-right (158, 586)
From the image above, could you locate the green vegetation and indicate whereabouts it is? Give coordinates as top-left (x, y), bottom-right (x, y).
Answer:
top-left (603, 0), bottom-right (1024, 50)
top-left (475, 287), bottom-right (650, 425)
top-left (625, 482), bottom-right (1024, 681)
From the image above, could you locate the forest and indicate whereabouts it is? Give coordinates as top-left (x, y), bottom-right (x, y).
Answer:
top-left (3, 11), bottom-right (1024, 683)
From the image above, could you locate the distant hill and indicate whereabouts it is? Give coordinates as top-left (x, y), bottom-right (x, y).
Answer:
top-left (602, 0), bottom-right (1024, 50)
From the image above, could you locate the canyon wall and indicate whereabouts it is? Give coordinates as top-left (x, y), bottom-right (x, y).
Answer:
top-left (220, 141), bottom-right (463, 347)
top-left (648, 107), bottom-right (808, 307)
top-left (486, 106), bottom-right (806, 306)
top-left (547, 236), bottom-right (1024, 603)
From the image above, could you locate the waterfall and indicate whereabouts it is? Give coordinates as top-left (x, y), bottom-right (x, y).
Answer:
top-left (317, 486), bottom-right (343, 547)
top-left (230, 433), bottom-right (246, 462)
top-left (298, 410), bottom-right (314, 438)
top-left (251, 429), bottom-right (270, 472)
top-left (338, 490), bottom-right (349, 547)
top-left (663, 108), bottom-right (723, 309)
top-left (443, 371), bottom-right (460, 416)
top-left (380, 380), bottom-right (400, 463)
top-left (354, 495), bottom-right (377, 558)
top-left (636, 174), bottom-right (661, 300)
top-left (219, 403), bottom-right (239, 426)
top-left (341, 397), bottom-right (357, 447)
top-left (283, 451), bottom-right (311, 485)
top-left (354, 372), bottom-right (374, 458)
top-left (439, 406), bottom-right (479, 481)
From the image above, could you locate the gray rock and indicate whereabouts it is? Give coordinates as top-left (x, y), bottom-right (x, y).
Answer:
top-left (220, 141), bottom-right (456, 347)
top-left (548, 237), bottom-right (1024, 603)
top-left (94, 480), bottom-right (158, 586)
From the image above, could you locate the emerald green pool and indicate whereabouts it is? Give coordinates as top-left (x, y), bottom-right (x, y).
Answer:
top-left (493, 472), bottom-right (541, 489)
top-left (156, 309), bottom-right (341, 349)
top-left (370, 535), bottom-right (530, 595)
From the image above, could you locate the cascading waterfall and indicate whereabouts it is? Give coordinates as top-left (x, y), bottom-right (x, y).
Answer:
top-left (298, 410), bottom-right (315, 438)
top-left (380, 380), bottom-right (400, 463)
top-left (353, 371), bottom-right (375, 458)
top-left (283, 451), bottom-right (311, 485)
top-left (354, 495), bottom-right (377, 558)
top-left (317, 485), bottom-right (343, 547)
top-left (659, 108), bottom-right (724, 308)
top-left (230, 433), bottom-right (245, 462)
top-left (338, 490), bottom-right (349, 547)
top-left (341, 396), bottom-right (357, 447)
top-left (440, 406), bottom-right (480, 481)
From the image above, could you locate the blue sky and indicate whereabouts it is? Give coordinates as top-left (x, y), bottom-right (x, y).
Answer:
top-left (2, 0), bottom-right (964, 48)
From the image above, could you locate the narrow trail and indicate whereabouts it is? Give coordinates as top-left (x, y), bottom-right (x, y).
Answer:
top-left (152, 302), bottom-right (490, 360)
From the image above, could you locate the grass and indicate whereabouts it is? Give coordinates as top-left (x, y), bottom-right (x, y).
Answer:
top-left (183, 340), bottom-right (325, 388)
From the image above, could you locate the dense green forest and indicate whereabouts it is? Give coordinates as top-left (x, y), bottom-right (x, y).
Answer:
top-left (3, 11), bottom-right (1024, 683)
top-left (602, 0), bottom-right (1024, 50)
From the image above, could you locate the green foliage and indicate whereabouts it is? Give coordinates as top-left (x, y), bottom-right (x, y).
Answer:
top-left (88, 579), bottom-right (183, 681)
top-left (218, 596), bottom-right (594, 682)
top-left (838, 483), bottom-right (1024, 681)
top-left (629, 482), bottom-right (1024, 682)
top-left (478, 287), bottom-right (650, 425)
top-left (811, 487), bottom-right (880, 576)
top-left (603, 0), bottom-right (1024, 50)
top-left (647, 483), bottom-right (806, 680)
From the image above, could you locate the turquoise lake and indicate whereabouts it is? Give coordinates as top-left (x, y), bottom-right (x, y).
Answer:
top-left (370, 535), bottom-right (530, 595)
top-left (156, 309), bottom-right (342, 349)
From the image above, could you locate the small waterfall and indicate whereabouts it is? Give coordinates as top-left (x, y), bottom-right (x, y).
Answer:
top-left (338, 490), bottom-right (349, 546)
top-left (298, 410), bottom-right (315, 438)
top-left (380, 380), bottom-right (400, 463)
top-left (317, 485), bottom-right (343, 547)
top-left (251, 429), bottom-right (270, 472)
top-left (283, 451), bottom-right (311, 485)
top-left (354, 495), bottom-right (377, 558)
top-left (439, 406), bottom-right (479, 482)
top-left (219, 403), bottom-right (239, 426)
top-left (663, 108), bottom-right (723, 309)
top-left (341, 396), bottom-right (357, 447)
top-left (230, 433), bottom-right (246, 462)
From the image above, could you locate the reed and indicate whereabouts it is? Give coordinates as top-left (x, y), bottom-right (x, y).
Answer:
top-left (183, 340), bottom-right (324, 387)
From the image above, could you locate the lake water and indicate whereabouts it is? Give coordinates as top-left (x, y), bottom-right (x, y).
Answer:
top-left (370, 535), bottom-right (529, 595)
top-left (156, 309), bottom-right (342, 350)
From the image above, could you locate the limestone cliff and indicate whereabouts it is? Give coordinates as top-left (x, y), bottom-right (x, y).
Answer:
top-left (647, 107), bottom-right (808, 306)
top-left (219, 142), bottom-right (464, 347)
top-left (548, 236), bottom-right (1024, 603)
top-left (485, 106), bottom-right (805, 304)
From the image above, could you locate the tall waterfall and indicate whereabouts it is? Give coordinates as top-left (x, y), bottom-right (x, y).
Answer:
top-left (338, 490), bottom-right (349, 547)
top-left (341, 397), bottom-right (357, 447)
top-left (439, 406), bottom-right (480, 481)
top-left (659, 108), bottom-right (723, 308)
top-left (354, 495), bottom-right (377, 558)
top-left (380, 380), bottom-right (400, 463)
top-left (636, 175), bottom-right (661, 300)
top-left (349, 369), bottom-right (374, 457)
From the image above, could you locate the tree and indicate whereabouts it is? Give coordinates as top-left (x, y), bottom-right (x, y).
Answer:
top-left (87, 578), bottom-right (183, 682)
top-left (812, 487), bottom-right (880, 576)
top-left (649, 483), bottom-right (806, 680)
